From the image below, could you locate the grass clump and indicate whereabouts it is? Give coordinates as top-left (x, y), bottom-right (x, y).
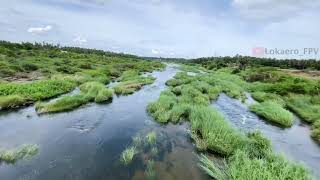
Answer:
top-left (249, 101), bottom-right (294, 127)
top-left (251, 91), bottom-right (286, 106)
top-left (189, 106), bottom-right (245, 155)
top-left (36, 81), bottom-right (112, 113)
top-left (36, 94), bottom-right (89, 113)
top-left (147, 91), bottom-right (177, 123)
top-left (0, 144), bottom-right (39, 164)
top-left (114, 72), bottom-right (155, 95)
top-left (286, 95), bottom-right (320, 123)
top-left (120, 146), bottom-right (137, 165)
top-left (170, 103), bottom-right (191, 123)
top-left (144, 160), bottom-right (156, 180)
top-left (199, 150), bottom-right (312, 180)
top-left (311, 121), bottom-right (320, 143)
top-left (0, 95), bottom-right (29, 110)
top-left (146, 131), bottom-right (157, 145)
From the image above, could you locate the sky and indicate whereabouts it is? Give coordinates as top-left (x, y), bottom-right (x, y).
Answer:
top-left (0, 0), bottom-right (320, 59)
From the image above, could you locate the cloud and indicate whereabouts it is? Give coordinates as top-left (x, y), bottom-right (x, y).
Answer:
top-left (27, 25), bottom-right (52, 34)
top-left (73, 35), bottom-right (87, 45)
top-left (151, 49), bottom-right (160, 54)
top-left (232, 0), bottom-right (320, 21)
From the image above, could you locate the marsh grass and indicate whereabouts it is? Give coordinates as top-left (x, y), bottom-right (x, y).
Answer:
top-left (311, 121), bottom-right (320, 143)
top-left (0, 95), bottom-right (28, 110)
top-left (199, 150), bottom-right (312, 180)
top-left (144, 159), bottom-right (156, 180)
top-left (36, 81), bottom-right (113, 113)
top-left (0, 41), bottom-right (165, 111)
top-left (114, 76), bottom-right (155, 95)
top-left (251, 91), bottom-right (286, 106)
top-left (189, 106), bottom-right (245, 155)
top-left (249, 101), bottom-right (294, 127)
top-left (147, 91), bottom-right (177, 123)
top-left (198, 154), bottom-right (228, 180)
top-left (0, 80), bottom-right (76, 109)
top-left (36, 94), bottom-right (89, 113)
top-left (286, 95), bottom-right (320, 123)
top-left (146, 132), bottom-right (157, 145)
top-left (0, 144), bottom-right (38, 164)
top-left (120, 146), bottom-right (137, 165)
top-left (132, 134), bottom-right (143, 148)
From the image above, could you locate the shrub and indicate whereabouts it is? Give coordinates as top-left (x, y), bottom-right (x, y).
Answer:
top-left (21, 62), bottom-right (38, 71)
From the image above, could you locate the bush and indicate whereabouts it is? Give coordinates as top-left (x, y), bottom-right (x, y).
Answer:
top-left (21, 62), bottom-right (38, 71)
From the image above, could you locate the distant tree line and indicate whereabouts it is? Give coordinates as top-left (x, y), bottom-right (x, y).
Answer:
top-left (0, 41), bottom-right (138, 59)
top-left (191, 56), bottom-right (320, 70)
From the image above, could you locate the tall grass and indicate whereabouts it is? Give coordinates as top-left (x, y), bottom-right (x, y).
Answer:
top-left (311, 120), bottom-right (320, 143)
top-left (251, 91), bottom-right (286, 107)
top-left (249, 101), bottom-right (294, 127)
top-left (199, 150), bottom-right (312, 180)
top-left (144, 159), bottom-right (156, 180)
top-left (114, 75), bottom-right (155, 95)
top-left (189, 106), bottom-right (245, 155)
top-left (146, 131), bottom-right (157, 145)
top-left (36, 81), bottom-right (113, 113)
top-left (120, 146), bottom-right (137, 165)
top-left (286, 95), bottom-right (320, 123)
top-left (0, 95), bottom-right (28, 110)
top-left (147, 91), bottom-right (177, 123)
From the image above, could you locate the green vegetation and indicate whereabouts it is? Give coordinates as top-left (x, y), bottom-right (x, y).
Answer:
top-left (249, 101), bottom-right (294, 127)
top-left (189, 106), bottom-right (245, 155)
top-left (36, 82), bottom-right (113, 113)
top-left (0, 95), bottom-right (28, 110)
top-left (148, 66), bottom-right (312, 178)
top-left (199, 150), bottom-right (311, 180)
top-left (0, 41), bottom-right (164, 111)
top-left (146, 131), bottom-right (157, 145)
top-left (144, 159), bottom-right (156, 180)
top-left (198, 131), bottom-right (311, 180)
top-left (0, 144), bottom-right (38, 164)
top-left (286, 95), bottom-right (320, 143)
top-left (0, 80), bottom-right (77, 110)
top-left (114, 70), bottom-right (156, 95)
top-left (120, 146), bottom-right (137, 165)
top-left (251, 92), bottom-right (286, 106)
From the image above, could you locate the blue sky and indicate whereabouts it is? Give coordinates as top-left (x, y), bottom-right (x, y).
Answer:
top-left (1, 0), bottom-right (320, 58)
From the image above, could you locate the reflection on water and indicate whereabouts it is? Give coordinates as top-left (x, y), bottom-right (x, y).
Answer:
top-left (213, 93), bottom-right (320, 178)
top-left (0, 64), bottom-right (208, 180)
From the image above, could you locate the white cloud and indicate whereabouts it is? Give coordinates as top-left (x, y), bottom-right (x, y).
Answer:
top-left (151, 49), bottom-right (160, 54)
top-left (232, 0), bottom-right (320, 21)
top-left (27, 25), bottom-right (52, 34)
top-left (73, 35), bottom-right (87, 45)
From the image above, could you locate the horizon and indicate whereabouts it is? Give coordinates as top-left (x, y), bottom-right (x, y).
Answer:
top-left (1, 0), bottom-right (320, 59)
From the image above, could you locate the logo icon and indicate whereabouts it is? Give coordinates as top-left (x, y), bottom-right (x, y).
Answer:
top-left (252, 47), bottom-right (265, 56)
